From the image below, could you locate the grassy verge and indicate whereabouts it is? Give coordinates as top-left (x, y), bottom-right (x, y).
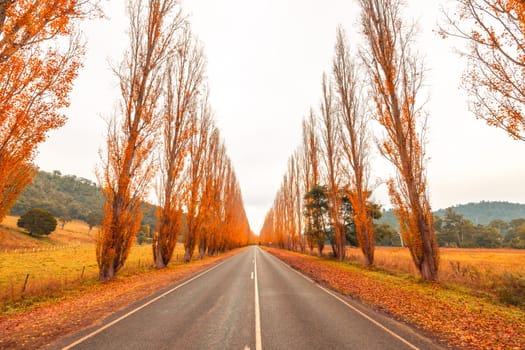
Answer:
top-left (0, 243), bottom-right (195, 313)
top-left (266, 247), bottom-right (525, 350)
top-left (0, 247), bottom-right (245, 350)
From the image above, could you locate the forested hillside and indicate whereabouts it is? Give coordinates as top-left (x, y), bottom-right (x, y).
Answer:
top-left (375, 201), bottom-right (525, 248)
top-left (378, 201), bottom-right (525, 229)
top-left (9, 170), bottom-right (157, 229)
top-left (434, 201), bottom-right (525, 225)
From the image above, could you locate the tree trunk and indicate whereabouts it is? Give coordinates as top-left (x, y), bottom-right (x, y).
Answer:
top-left (417, 211), bottom-right (439, 281)
top-left (99, 263), bottom-right (115, 282)
top-left (184, 246), bottom-right (193, 263)
top-left (154, 242), bottom-right (166, 269)
top-left (198, 239), bottom-right (206, 259)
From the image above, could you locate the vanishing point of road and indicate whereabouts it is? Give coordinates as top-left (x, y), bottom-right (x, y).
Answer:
top-left (51, 247), bottom-right (443, 350)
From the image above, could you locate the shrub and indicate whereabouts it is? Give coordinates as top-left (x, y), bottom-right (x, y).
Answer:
top-left (492, 272), bottom-right (525, 307)
top-left (17, 208), bottom-right (57, 236)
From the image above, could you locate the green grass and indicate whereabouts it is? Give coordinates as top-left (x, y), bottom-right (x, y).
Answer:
top-left (0, 243), bottom-right (188, 312)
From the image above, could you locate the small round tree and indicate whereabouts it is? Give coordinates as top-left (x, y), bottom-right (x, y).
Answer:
top-left (17, 208), bottom-right (57, 236)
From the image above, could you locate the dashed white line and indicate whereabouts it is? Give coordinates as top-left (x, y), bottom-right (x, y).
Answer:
top-left (254, 250), bottom-right (262, 350)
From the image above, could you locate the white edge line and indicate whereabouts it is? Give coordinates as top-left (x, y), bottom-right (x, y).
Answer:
top-left (62, 256), bottom-right (233, 350)
top-left (254, 249), bottom-right (262, 350)
top-left (262, 249), bottom-right (420, 350)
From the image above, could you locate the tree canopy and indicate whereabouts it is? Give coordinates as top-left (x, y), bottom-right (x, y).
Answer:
top-left (17, 208), bottom-right (57, 236)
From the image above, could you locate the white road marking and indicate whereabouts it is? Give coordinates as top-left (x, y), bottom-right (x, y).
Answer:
top-left (254, 250), bottom-right (262, 350)
top-left (61, 257), bottom-right (233, 350)
top-left (264, 249), bottom-right (421, 350)
top-left (251, 271), bottom-right (254, 279)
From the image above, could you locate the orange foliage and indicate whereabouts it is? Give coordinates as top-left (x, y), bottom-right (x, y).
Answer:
top-left (260, 152), bottom-right (304, 251)
top-left (154, 22), bottom-right (202, 268)
top-left (0, 1), bottom-right (91, 222)
top-left (97, 0), bottom-right (179, 281)
top-left (181, 97), bottom-right (251, 262)
top-left (442, 0), bottom-right (525, 141)
top-left (182, 98), bottom-right (212, 262)
top-left (332, 27), bottom-right (375, 266)
top-left (319, 74), bottom-right (345, 260)
top-left (360, 0), bottom-right (439, 280)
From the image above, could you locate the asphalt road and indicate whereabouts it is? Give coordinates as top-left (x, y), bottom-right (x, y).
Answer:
top-left (53, 247), bottom-right (442, 350)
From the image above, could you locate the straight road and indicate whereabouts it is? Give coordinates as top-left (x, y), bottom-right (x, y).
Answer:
top-left (53, 247), bottom-right (441, 350)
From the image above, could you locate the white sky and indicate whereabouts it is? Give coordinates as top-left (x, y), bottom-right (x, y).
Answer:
top-left (35, 0), bottom-right (525, 233)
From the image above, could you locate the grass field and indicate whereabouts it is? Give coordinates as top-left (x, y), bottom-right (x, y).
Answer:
top-left (346, 246), bottom-right (525, 273)
top-left (307, 245), bottom-right (525, 306)
top-left (0, 243), bottom-right (188, 308)
top-left (0, 216), bottom-right (96, 251)
top-left (345, 246), bottom-right (525, 306)
top-left (0, 217), bottom-right (190, 312)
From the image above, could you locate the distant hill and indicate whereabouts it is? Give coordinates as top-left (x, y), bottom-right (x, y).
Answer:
top-left (434, 201), bottom-right (525, 225)
top-left (9, 170), bottom-right (157, 228)
top-left (377, 201), bottom-right (525, 229)
top-left (11, 170), bottom-right (103, 221)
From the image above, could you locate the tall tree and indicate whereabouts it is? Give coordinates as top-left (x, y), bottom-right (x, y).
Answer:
top-left (183, 94), bottom-right (212, 262)
top-left (359, 0), bottom-right (439, 280)
top-left (197, 129), bottom-right (225, 257)
top-left (303, 184), bottom-right (330, 256)
top-left (292, 151), bottom-right (304, 252)
top-left (319, 74), bottom-right (345, 260)
top-left (97, 0), bottom-right (181, 281)
top-left (441, 0), bottom-right (525, 141)
top-left (0, 1), bottom-right (94, 221)
top-left (300, 112), bottom-right (320, 253)
top-left (332, 27), bottom-right (375, 265)
top-left (153, 24), bottom-right (204, 268)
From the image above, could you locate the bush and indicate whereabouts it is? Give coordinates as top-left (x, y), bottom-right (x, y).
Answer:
top-left (17, 208), bottom-right (57, 236)
top-left (492, 272), bottom-right (525, 307)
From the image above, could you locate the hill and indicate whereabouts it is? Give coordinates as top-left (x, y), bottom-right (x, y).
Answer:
top-left (9, 170), bottom-right (157, 229)
top-left (377, 201), bottom-right (525, 229)
top-left (11, 170), bottom-right (103, 223)
top-left (434, 201), bottom-right (525, 225)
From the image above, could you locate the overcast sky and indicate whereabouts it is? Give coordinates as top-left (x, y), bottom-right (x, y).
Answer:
top-left (35, 0), bottom-right (525, 233)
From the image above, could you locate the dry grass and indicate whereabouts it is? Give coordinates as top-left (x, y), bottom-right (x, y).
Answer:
top-left (345, 246), bottom-right (524, 277)
top-left (342, 246), bottom-right (525, 306)
top-left (0, 216), bottom-right (96, 251)
top-left (0, 216), bottom-right (195, 312)
top-left (0, 243), bottom-right (191, 311)
top-left (307, 245), bottom-right (525, 305)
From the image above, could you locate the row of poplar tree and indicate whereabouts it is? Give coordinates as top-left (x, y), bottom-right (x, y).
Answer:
top-left (95, 0), bottom-right (252, 281)
top-left (260, 0), bottom-right (440, 282)
top-left (261, 0), bottom-right (525, 282)
top-left (0, 0), bottom-right (251, 282)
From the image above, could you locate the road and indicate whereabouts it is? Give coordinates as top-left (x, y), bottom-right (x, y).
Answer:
top-left (52, 247), bottom-right (442, 350)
